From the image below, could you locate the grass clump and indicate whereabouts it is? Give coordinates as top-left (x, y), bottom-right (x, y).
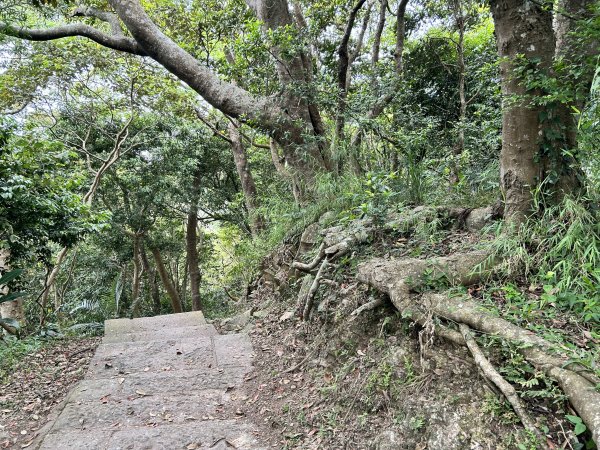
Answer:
top-left (489, 195), bottom-right (600, 323)
top-left (0, 336), bottom-right (45, 381)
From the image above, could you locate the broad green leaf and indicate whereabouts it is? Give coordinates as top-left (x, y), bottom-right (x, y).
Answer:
top-left (0, 269), bottom-right (23, 285)
top-left (574, 422), bottom-right (587, 435)
top-left (0, 292), bottom-right (27, 303)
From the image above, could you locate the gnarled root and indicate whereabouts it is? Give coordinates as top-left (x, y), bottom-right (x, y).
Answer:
top-left (292, 243), bottom-right (325, 272)
top-left (357, 254), bottom-right (600, 444)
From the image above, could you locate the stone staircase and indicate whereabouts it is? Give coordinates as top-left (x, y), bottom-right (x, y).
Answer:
top-left (35, 312), bottom-right (264, 449)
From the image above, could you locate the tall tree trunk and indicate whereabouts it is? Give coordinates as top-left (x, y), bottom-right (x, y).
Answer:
top-left (490, 0), bottom-right (556, 223)
top-left (335, 0), bottom-right (368, 147)
top-left (186, 181), bottom-right (202, 311)
top-left (228, 122), bottom-right (265, 235)
top-left (180, 255), bottom-right (188, 307)
top-left (185, 164), bottom-right (202, 311)
top-left (270, 139), bottom-right (304, 204)
top-left (139, 243), bottom-right (160, 315)
top-left (0, 249), bottom-right (25, 326)
top-left (548, 0), bottom-right (595, 195)
top-left (348, 0), bottom-right (409, 174)
top-left (129, 236), bottom-right (143, 318)
top-left (371, 0), bottom-right (388, 82)
top-left (150, 246), bottom-right (183, 313)
top-left (450, 0), bottom-right (466, 185)
top-left (245, 0), bottom-right (332, 182)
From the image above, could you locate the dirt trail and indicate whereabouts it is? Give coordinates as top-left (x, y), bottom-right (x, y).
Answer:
top-left (33, 312), bottom-right (267, 450)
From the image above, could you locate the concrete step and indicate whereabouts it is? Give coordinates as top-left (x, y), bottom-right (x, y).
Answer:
top-left (87, 334), bottom-right (253, 379)
top-left (52, 390), bottom-right (227, 432)
top-left (71, 366), bottom-right (250, 402)
top-left (102, 324), bottom-right (217, 343)
top-left (37, 309), bottom-right (263, 449)
top-left (104, 311), bottom-right (206, 335)
top-left (87, 337), bottom-right (215, 378)
top-left (39, 420), bottom-right (265, 450)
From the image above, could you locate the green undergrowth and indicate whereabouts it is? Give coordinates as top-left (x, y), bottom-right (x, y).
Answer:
top-left (221, 169), bottom-right (489, 290)
top-left (0, 336), bottom-right (46, 382)
top-left (486, 195), bottom-right (600, 324)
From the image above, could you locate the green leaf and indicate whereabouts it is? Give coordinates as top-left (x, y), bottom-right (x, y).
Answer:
top-left (0, 269), bottom-right (23, 285)
top-left (565, 414), bottom-right (582, 424)
top-left (0, 292), bottom-right (27, 303)
top-left (574, 422), bottom-right (587, 436)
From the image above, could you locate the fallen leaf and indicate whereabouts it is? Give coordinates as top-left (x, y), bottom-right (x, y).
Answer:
top-left (279, 311), bottom-right (294, 322)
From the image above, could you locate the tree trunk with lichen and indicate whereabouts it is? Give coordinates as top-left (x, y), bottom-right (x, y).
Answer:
top-left (245, 0), bottom-right (331, 178)
top-left (186, 183), bottom-right (202, 312)
top-left (546, 0), bottom-right (596, 196)
top-left (491, 0), bottom-right (591, 221)
top-left (129, 236), bottom-right (143, 318)
top-left (491, 0), bottom-right (556, 223)
top-left (139, 243), bottom-right (160, 315)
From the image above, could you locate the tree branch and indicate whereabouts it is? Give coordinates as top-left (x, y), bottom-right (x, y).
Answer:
top-left (71, 6), bottom-right (124, 36)
top-left (0, 22), bottom-right (146, 56)
top-left (106, 0), bottom-right (297, 145)
top-left (371, 0), bottom-right (387, 70)
top-left (336, 0), bottom-right (368, 142)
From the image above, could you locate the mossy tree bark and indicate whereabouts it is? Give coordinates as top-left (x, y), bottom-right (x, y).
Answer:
top-left (0, 249), bottom-right (25, 327)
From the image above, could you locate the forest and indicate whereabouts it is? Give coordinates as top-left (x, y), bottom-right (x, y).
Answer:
top-left (0, 0), bottom-right (599, 448)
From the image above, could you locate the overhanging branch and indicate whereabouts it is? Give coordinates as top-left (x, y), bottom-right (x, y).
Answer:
top-left (71, 6), bottom-right (124, 36)
top-left (0, 22), bottom-right (147, 56)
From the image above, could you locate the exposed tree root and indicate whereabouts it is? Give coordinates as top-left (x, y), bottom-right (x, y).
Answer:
top-left (292, 243), bottom-right (325, 272)
top-left (350, 297), bottom-right (384, 317)
top-left (357, 254), bottom-right (600, 444)
top-left (459, 323), bottom-right (546, 445)
top-left (291, 205), bottom-right (497, 281)
top-left (283, 348), bottom-right (317, 373)
top-left (302, 258), bottom-right (329, 320)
